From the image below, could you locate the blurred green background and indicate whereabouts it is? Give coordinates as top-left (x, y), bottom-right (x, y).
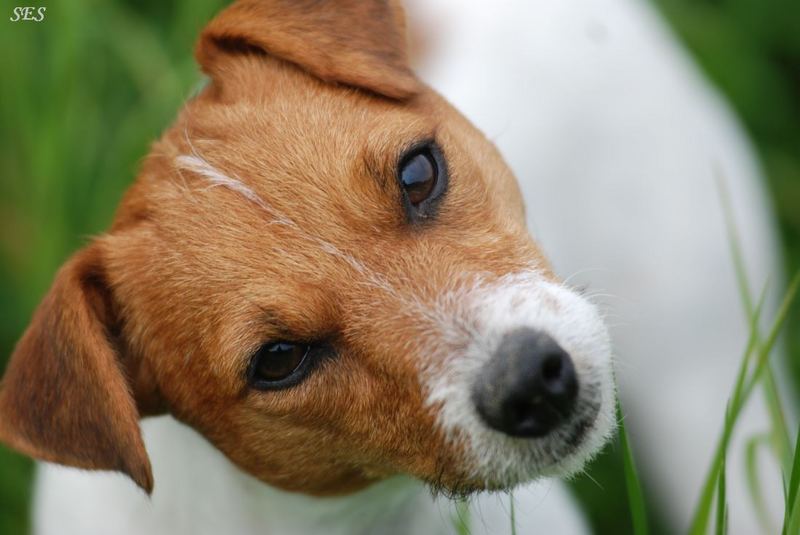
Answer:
top-left (0, 1), bottom-right (797, 533)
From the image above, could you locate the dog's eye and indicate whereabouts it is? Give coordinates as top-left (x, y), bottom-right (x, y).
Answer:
top-left (396, 142), bottom-right (448, 223)
top-left (248, 342), bottom-right (310, 388)
top-left (399, 148), bottom-right (439, 206)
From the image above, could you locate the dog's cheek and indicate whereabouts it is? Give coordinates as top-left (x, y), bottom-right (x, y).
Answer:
top-left (329, 351), bottom-right (464, 486)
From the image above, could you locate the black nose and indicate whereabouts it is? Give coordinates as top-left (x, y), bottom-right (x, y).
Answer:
top-left (473, 328), bottom-right (578, 437)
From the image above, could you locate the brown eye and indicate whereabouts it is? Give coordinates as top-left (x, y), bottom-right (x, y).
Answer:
top-left (399, 148), bottom-right (438, 205)
top-left (249, 342), bottom-right (310, 387)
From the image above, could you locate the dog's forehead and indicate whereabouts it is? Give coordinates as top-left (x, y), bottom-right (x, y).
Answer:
top-left (130, 59), bottom-right (514, 229)
top-left (165, 64), bottom-right (443, 198)
top-left (191, 57), bottom-right (437, 144)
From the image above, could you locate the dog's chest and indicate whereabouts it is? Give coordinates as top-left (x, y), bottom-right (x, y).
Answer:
top-left (32, 416), bottom-right (586, 535)
top-left (32, 417), bottom-right (444, 535)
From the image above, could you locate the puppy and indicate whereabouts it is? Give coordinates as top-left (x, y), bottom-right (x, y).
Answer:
top-left (0, 1), bottom-right (615, 533)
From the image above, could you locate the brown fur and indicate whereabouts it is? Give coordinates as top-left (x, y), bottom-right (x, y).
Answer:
top-left (197, 0), bottom-right (420, 99)
top-left (0, 244), bottom-right (153, 492)
top-left (0, 0), bottom-right (549, 496)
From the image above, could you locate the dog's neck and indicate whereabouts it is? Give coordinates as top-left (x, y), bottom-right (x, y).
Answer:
top-left (33, 415), bottom-right (586, 534)
top-left (33, 416), bottom-right (449, 535)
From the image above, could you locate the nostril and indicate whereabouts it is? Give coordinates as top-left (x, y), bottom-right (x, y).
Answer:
top-left (540, 350), bottom-right (577, 401)
top-left (541, 353), bottom-right (563, 382)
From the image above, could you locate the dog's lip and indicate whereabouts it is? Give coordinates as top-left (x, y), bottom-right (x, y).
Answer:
top-left (427, 401), bottom-right (604, 498)
top-left (563, 399), bottom-right (602, 450)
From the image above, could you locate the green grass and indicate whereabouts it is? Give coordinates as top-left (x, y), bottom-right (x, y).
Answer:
top-left (452, 498), bottom-right (471, 535)
top-left (679, 182), bottom-right (797, 534)
top-left (746, 433), bottom-right (776, 531)
top-left (610, 173), bottom-right (800, 535)
top-left (784, 428), bottom-right (800, 534)
top-left (570, 185), bottom-right (798, 535)
top-left (620, 406), bottom-right (649, 535)
top-left (653, 0), bottom-right (800, 400)
top-left (715, 406), bottom-right (729, 535)
top-left (509, 492), bottom-right (517, 535)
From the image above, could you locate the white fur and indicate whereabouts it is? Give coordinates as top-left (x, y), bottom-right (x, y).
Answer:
top-left (175, 154), bottom-right (269, 212)
top-left (34, 416), bottom-right (589, 535)
top-left (424, 272), bottom-right (616, 486)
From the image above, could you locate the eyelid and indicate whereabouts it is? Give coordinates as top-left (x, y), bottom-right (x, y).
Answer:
top-left (395, 136), bottom-right (438, 171)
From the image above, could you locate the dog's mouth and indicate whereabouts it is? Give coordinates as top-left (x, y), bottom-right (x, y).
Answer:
top-left (423, 416), bottom-right (600, 500)
top-left (549, 403), bottom-right (607, 460)
top-left (423, 375), bottom-right (612, 499)
top-left (540, 381), bottom-right (604, 463)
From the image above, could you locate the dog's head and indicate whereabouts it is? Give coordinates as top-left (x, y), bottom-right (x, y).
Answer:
top-left (0, 0), bottom-right (615, 497)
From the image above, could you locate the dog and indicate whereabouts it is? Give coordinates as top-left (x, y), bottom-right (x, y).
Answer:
top-left (0, 1), bottom-right (616, 533)
top-left (405, 0), bottom-right (790, 532)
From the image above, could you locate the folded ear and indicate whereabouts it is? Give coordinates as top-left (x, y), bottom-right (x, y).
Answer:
top-left (196, 0), bottom-right (420, 99)
top-left (0, 243), bottom-right (152, 493)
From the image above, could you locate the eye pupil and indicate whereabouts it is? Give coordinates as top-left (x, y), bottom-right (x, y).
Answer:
top-left (252, 342), bottom-right (309, 383)
top-left (400, 150), bottom-right (437, 205)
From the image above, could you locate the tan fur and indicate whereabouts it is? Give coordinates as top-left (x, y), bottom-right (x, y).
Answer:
top-left (0, 244), bottom-right (153, 492)
top-left (197, 0), bottom-right (420, 99)
top-left (0, 0), bottom-right (549, 496)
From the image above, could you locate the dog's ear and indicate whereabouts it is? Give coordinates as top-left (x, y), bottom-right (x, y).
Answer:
top-left (0, 242), bottom-right (153, 493)
top-left (196, 0), bottom-right (420, 99)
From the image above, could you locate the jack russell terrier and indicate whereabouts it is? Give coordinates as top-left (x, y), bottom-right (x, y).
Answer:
top-left (0, 0), bottom-right (616, 533)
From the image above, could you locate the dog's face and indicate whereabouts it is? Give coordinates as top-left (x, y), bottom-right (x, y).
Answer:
top-left (0, 0), bottom-right (615, 498)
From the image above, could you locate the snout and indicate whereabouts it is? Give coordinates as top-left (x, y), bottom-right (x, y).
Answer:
top-left (472, 328), bottom-right (578, 438)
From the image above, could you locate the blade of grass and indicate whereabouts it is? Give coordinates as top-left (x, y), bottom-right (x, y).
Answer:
top-left (729, 286), bottom-right (768, 416)
top-left (741, 274), bottom-right (800, 400)
top-left (690, 275), bottom-right (798, 534)
top-left (619, 404), bottom-right (648, 535)
top-left (690, 286), bottom-right (767, 534)
top-left (783, 428), bottom-right (800, 534)
top-left (762, 370), bottom-right (793, 468)
top-left (509, 492), bottom-right (517, 535)
top-left (452, 498), bottom-right (471, 535)
top-left (715, 170), bottom-right (754, 314)
top-left (745, 433), bottom-right (777, 533)
top-left (715, 455), bottom-right (728, 535)
top-left (717, 172), bottom-right (793, 470)
top-left (715, 403), bottom-right (731, 535)
top-left (789, 497), bottom-right (800, 535)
